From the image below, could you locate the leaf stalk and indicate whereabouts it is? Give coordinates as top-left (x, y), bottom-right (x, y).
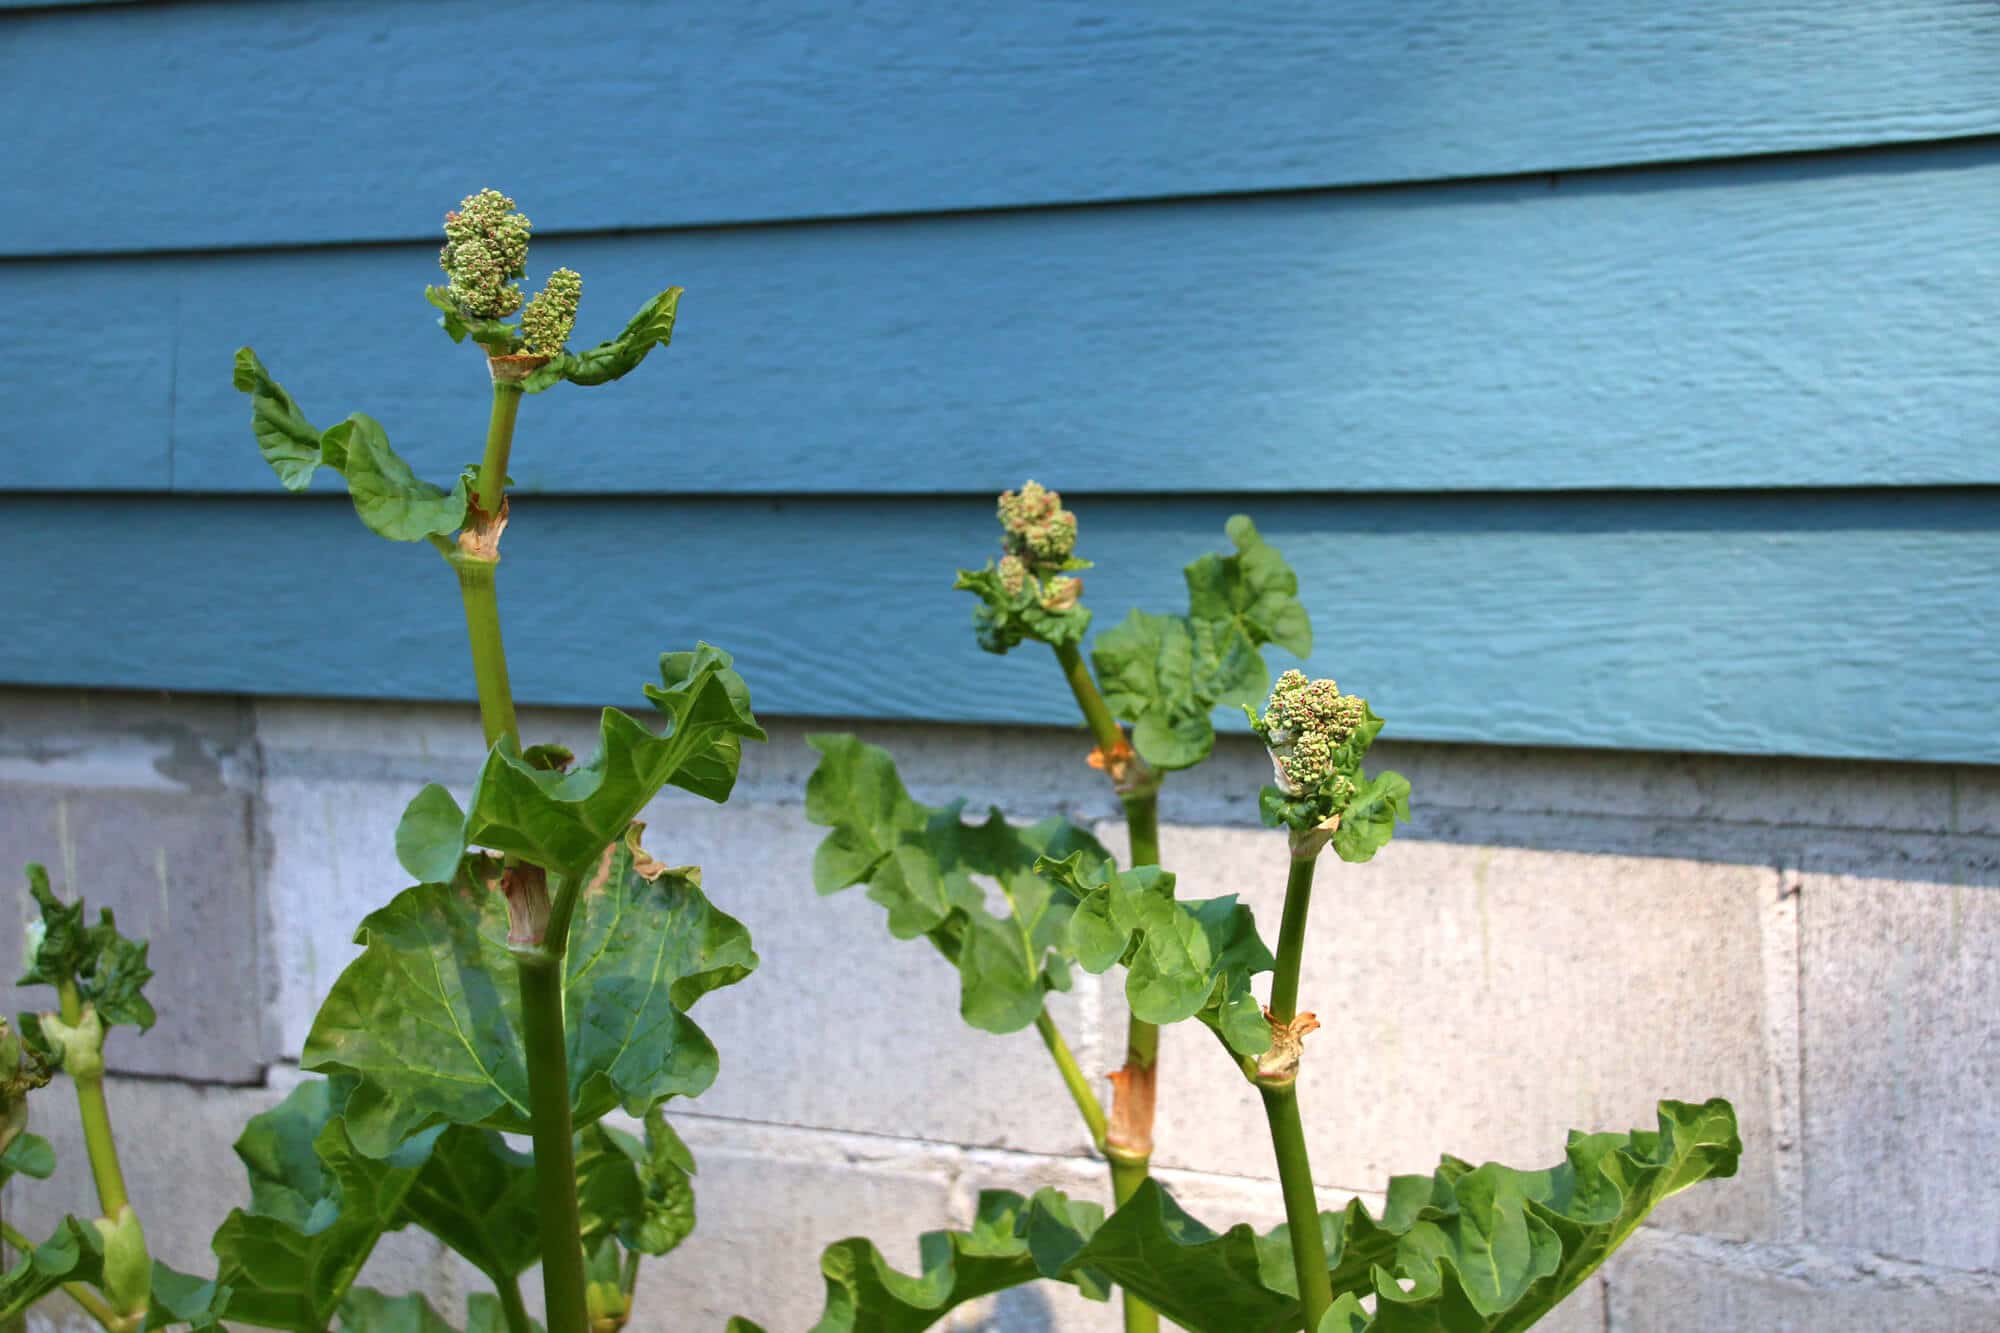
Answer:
top-left (1261, 851), bottom-right (1332, 1330)
top-left (56, 980), bottom-right (129, 1218)
top-left (1033, 1011), bottom-right (1107, 1152)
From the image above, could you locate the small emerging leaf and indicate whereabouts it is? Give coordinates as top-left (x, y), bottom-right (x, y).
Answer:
top-left (0, 1217), bottom-right (104, 1321)
top-left (18, 863), bottom-right (157, 1033)
top-left (212, 1078), bottom-right (440, 1331)
top-left (0, 1131), bottom-right (55, 1185)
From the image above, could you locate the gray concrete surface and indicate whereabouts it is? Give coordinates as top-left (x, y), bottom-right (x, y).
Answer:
top-left (5, 687), bottom-right (1997, 1330)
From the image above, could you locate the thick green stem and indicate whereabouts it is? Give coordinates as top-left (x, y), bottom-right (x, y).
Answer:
top-left (515, 953), bottom-right (588, 1333)
top-left (453, 557), bottom-right (518, 751)
top-left (1261, 850), bottom-right (1331, 1329)
top-left (1050, 641), bottom-right (1126, 756)
top-left (1033, 1011), bottom-right (1107, 1151)
top-left (476, 382), bottom-right (523, 519)
top-left (1261, 1083), bottom-right (1333, 1328)
top-left (1268, 854), bottom-right (1318, 1025)
top-left (57, 980), bottom-right (128, 1218)
top-left (495, 1272), bottom-right (535, 1333)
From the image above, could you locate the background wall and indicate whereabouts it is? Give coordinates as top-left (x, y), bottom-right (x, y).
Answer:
top-left (3, 2), bottom-right (1999, 1329)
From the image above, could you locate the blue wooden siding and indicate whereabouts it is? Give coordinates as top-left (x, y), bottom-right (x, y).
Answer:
top-left (4, 1), bottom-right (1998, 763)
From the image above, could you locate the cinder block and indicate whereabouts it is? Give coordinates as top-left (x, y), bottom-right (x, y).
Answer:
top-left (1603, 1231), bottom-right (2000, 1332)
top-left (1105, 826), bottom-right (1780, 1241)
top-left (646, 1117), bottom-right (959, 1332)
top-left (0, 691), bottom-right (267, 1083)
top-left (1799, 844), bottom-right (2000, 1272)
top-left (7, 1071), bottom-right (467, 1324)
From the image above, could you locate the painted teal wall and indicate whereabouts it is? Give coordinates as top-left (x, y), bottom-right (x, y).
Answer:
top-left (3, 1), bottom-right (1997, 761)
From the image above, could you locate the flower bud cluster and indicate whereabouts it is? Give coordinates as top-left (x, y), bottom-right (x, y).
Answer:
top-left (523, 267), bottom-right (582, 356)
top-left (1254, 670), bottom-right (1370, 796)
top-left (439, 189), bottom-right (533, 319)
top-left (997, 481), bottom-right (1078, 569)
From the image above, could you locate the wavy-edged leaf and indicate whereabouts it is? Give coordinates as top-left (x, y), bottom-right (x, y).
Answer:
top-left (0, 1131), bottom-right (54, 1184)
top-left (730, 1188), bottom-right (1108, 1333)
top-left (1038, 854), bottom-right (1274, 1057)
top-left (211, 1079), bottom-right (439, 1331)
top-left (18, 863), bottom-right (156, 1033)
top-left (521, 287), bottom-right (682, 392)
top-left (1061, 1100), bottom-right (1742, 1333)
top-left (805, 734), bottom-right (1106, 1034)
top-left (449, 645), bottom-right (765, 874)
top-left (231, 348), bottom-right (322, 491)
top-left (232, 349), bottom-right (467, 543)
top-left (320, 414), bottom-right (469, 543)
top-left (1093, 516), bottom-right (1311, 771)
top-left (303, 845), bottom-right (755, 1156)
top-left (394, 784), bottom-right (468, 886)
top-left (392, 1126), bottom-right (539, 1283)
top-left (1329, 772), bottom-right (1412, 865)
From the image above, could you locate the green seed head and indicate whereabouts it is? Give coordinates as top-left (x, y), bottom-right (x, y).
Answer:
top-left (522, 267), bottom-right (583, 356)
top-left (997, 554), bottom-right (1030, 598)
top-left (1256, 670), bottom-right (1371, 795)
top-left (440, 189), bottom-right (533, 318)
top-left (997, 480), bottom-right (1078, 567)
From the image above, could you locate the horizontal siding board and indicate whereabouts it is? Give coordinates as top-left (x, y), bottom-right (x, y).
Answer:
top-left (10, 143), bottom-right (1998, 496)
top-left (7, 1), bottom-right (2000, 255)
top-left (4, 492), bottom-right (1995, 763)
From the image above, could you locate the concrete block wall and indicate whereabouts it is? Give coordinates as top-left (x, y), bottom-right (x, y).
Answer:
top-left (4, 687), bottom-right (1998, 1330)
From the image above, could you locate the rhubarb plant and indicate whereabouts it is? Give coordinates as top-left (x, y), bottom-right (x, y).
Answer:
top-left (787, 485), bottom-right (1742, 1331)
top-left (5, 189), bottom-right (746, 1333)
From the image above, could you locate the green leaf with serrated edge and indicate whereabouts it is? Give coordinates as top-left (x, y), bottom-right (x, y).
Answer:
top-left (337, 1287), bottom-right (458, 1333)
top-left (232, 348), bottom-right (322, 491)
top-left (211, 1079), bottom-right (439, 1331)
top-left (1059, 1100), bottom-right (1741, 1333)
top-left (729, 1188), bottom-right (1108, 1333)
top-left (392, 1126), bottom-right (539, 1283)
top-left (459, 645), bottom-right (765, 875)
top-left (521, 287), bottom-right (682, 392)
top-left (1037, 854), bottom-right (1274, 1057)
top-left (0, 1131), bottom-right (54, 1184)
top-left (394, 784), bottom-right (467, 885)
top-left (144, 1261), bottom-right (232, 1330)
top-left (234, 349), bottom-right (470, 543)
top-left (422, 286), bottom-right (520, 351)
top-left (805, 735), bottom-right (1106, 1034)
top-left (19, 863), bottom-right (156, 1033)
top-left (0, 1217), bottom-right (103, 1320)
top-left (321, 415), bottom-right (470, 543)
top-left (1091, 516), bottom-right (1311, 772)
top-left (302, 845), bottom-right (755, 1156)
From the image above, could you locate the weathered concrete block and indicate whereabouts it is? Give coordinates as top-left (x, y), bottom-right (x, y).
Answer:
top-left (646, 1116), bottom-right (960, 1331)
top-left (1799, 842), bottom-right (2000, 1272)
top-left (1603, 1230), bottom-right (2000, 1331)
top-left (0, 690), bottom-right (267, 1083)
top-left (1105, 825), bottom-right (1781, 1241)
